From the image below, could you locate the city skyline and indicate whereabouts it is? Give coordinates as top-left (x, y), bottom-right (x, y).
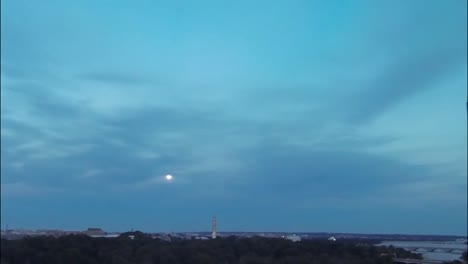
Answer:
top-left (1, 0), bottom-right (467, 235)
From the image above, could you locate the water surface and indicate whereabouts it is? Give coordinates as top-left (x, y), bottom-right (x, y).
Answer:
top-left (378, 240), bottom-right (467, 261)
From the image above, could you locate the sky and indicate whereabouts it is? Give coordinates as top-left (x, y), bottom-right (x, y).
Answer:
top-left (1, 0), bottom-right (467, 236)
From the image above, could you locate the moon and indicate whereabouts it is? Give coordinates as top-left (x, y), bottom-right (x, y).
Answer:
top-left (165, 174), bottom-right (173, 181)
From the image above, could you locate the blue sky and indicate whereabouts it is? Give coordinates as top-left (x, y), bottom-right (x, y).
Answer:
top-left (1, 0), bottom-right (467, 235)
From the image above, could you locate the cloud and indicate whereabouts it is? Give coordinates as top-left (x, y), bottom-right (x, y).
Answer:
top-left (298, 181), bottom-right (467, 211)
top-left (76, 72), bottom-right (151, 86)
top-left (1, 74), bottom-right (436, 200)
top-left (343, 47), bottom-right (467, 123)
top-left (1, 182), bottom-right (62, 197)
top-left (10, 141), bottom-right (96, 160)
top-left (217, 142), bottom-right (437, 205)
top-left (105, 138), bottom-right (128, 148)
top-left (138, 175), bottom-right (170, 186)
top-left (10, 162), bottom-right (25, 170)
top-left (0, 64), bottom-right (33, 79)
top-left (135, 150), bottom-right (162, 160)
top-left (79, 169), bottom-right (102, 179)
top-left (1, 128), bottom-right (15, 138)
top-left (1, 0), bottom-right (465, 234)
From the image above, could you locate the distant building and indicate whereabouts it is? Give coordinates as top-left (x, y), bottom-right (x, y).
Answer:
top-left (285, 234), bottom-right (301, 242)
top-left (103, 234), bottom-right (120, 238)
top-left (154, 234), bottom-right (171, 242)
top-left (83, 228), bottom-right (106, 236)
top-left (212, 216), bottom-right (217, 239)
top-left (63, 230), bottom-right (82, 235)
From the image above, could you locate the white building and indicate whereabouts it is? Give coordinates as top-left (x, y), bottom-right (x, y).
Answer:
top-left (285, 234), bottom-right (301, 242)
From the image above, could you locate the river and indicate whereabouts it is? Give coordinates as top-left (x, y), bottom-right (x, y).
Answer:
top-left (378, 240), bottom-right (467, 262)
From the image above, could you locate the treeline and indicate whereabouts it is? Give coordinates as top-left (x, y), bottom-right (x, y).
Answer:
top-left (1, 232), bottom-right (422, 264)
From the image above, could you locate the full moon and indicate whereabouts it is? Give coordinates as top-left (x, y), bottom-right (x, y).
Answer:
top-left (165, 174), bottom-right (173, 181)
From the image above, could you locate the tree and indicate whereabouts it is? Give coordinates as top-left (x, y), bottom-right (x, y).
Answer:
top-left (0, 234), bottom-right (424, 264)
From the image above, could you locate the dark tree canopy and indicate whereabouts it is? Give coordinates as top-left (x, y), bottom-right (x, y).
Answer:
top-left (1, 235), bottom-right (424, 264)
